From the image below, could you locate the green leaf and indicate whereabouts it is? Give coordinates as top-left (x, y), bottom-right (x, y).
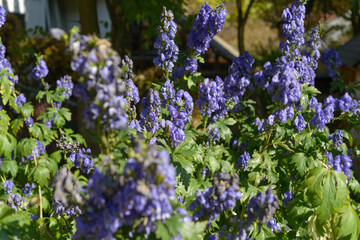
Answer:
top-left (213, 118), bottom-right (236, 143)
top-left (1, 74), bottom-right (11, 105)
top-left (10, 118), bottom-right (23, 135)
top-left (34, 165), bottom-right (50, 187)
top-left (18, 138), bottom-right (36, 158)
top-left (333, 204), bottom-right (360, 240)
top-left (291, 152), bottom-right (314, 176)
top-left (0, 160), bottom-right (18, 177)
top-left (20, 103), bottom-right (34, 119)
top-left (0, 110), bottom-right (10, 134)
top-left (205, 145), bottom-right (222, 173)
top-left (173, 140), bottom-right (202, 174)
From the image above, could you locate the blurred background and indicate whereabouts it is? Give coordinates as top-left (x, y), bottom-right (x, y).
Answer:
top-left (0, 0), bottom-right (359, 90)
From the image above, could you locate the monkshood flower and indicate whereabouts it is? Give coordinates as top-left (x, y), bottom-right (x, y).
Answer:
top-left (253, 118), bottom-right (265, 133)
top-left (52, 199), bottom-right (82, 217)
top-left (197, 76), bottom-right (227, 122)
top-left (235, 151), bottom-right (250, 170)
top-left (253, 61), bottom-right (275, 90)
top-left (207, 125), bottom-right (220, 144)
top-left (75, 146), bottom-right (176, 239)
top-left (56, 75), bottom-right (74, 100)
top-left (305, 26), bottom-right (321, 69)
top-left (283, 190), bottom-right (293, 206)
top-left (67, 148), bottom-right (94, 174)
top-left (320, 48), bottom-right (342, 80)
top-left (22, 140), bottom-right (46, 162)
top-left (337, 92), bottom-right (359, 113)
top-left (0, 6), bottom-right (6, 27)
top-left (187, 2), bottom-right (227, 55)
top-left (328, 130), bottom-right (343, 150)
top-left (280, 0), bottom-right (306, 58)
top-left (0, 57), bottom-right (19, 84)
top-left (153, 7), bottom-right (179, 73)
top-left (293, 113), bottom-right (306, 132)
top-left (140, 89), bottom-right (162, 134)
top-left (4, 180), bottom-right (15, 194)
top-left (25, 116), bottom-right (34, 127)
top-left (7, 193), bottom-right (23, 210)
top-left (246, 187), bottom-right (279, 225)
top-left (190, 173), bottom-right (241, 222)
top-left (69, 34), bottom-right (133, 131)
top-left (326, 152), bottom-right (352, 179)
top-left (267, 218), bottom-right (282, 232)
top-left (32, 59), bottom-right (49, 81)
top-left (22, 183), bottom-right (35, 197)
top-left (224, 52), bottom-right (254, 111)
top-left (15, 93), bottom-right (26, 107)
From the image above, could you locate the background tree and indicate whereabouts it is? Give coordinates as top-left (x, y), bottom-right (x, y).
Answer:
top-left (236, 0), bottom-right (255, 53)
top-left (78, 0), bottom-right (100, 35)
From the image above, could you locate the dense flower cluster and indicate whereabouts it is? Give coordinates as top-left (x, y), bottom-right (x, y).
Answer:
top-left (22, 183), bottom-right (35, 197)
top-left (4, 180), bottom-right (14, 194)
top-left (246, 187), bottom-right (279, 225)
top-left (75, 146), bottom-right (176, 239)
top-left (57, 135), bottom-right (94, 174)
top-left (197, 76), bottom-right (227, 121)
top-left (320, 48), bottom-right (342, 80)
top-left (7, 193), bottom-right (23, 210)
top-left (283, 190), bottom-right (293, 206)
top-left (0, 6), bottom-right (6, 27)
top-left (280, 0), bottom-right (306, 58)
top-left (187, 2), bottom-right (227, 55)
top-left (21, 140), bottom-right (46, 163)
top-left (224, 52), bottom-right (254, 111)
top-left (235, 151), bottom-right (250, 170)
top-left (328, 130), bottom-right (343, 150)
top-left (326, 152), bottom-right (352, 179)
top-left (267, 218), bottom-right (282, 232)
top-left (293, 113), bottom-right (307, 132)
top-left (190, 173), bottom-right (242, 222)
top-left (207, 125), bottom-right (220, 144)
top-left (32, 59), bottom-right (49, 81)
top-left (153, 7), bottom-right (179, 72)
top-left (69, 34), bottom-right (138, 131)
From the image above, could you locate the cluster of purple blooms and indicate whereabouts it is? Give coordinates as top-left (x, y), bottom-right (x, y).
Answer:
top-left (7, 193), bottom-right (23, 210)
top-left (309, 94), bottom-right (359, 130)
top-left (283, 190), bottom-right (293, 206)
top-left (21, 140), bottom-right (46, 163)
top-left (4, 180), bottom-right (14, 194)
top-left (235, 151), bottom-right (250, 170)
top-left (57, 135), bottom-right (94, 174)
top-left (328, 130), bottom-right (343, 150)
top-left (75, 146), bottom-right (176, 239)
top-left (153, 7), bottom-right (179, 73)
top-left (187, 2), bottom-right (227, 55)
top-left (245, 187), bottom-right (279, 226)
top-left (53, 168), bottom-right (84, 217)
top-left (280, 0), bottom-right (305, 59)
top-left (0, 5), bottom-right (6, 27)
top-left (267, 218), bottom-right (282, 232)
top-left (70, 34), bottom-right (139, 131)
top-left (138, 80), bottom-right (193, 147)
top-left (207, 125), bottom-right (220, 144)
top-left (190, 173), bottom-right (242, 222)
top-left (32, 58), bottom-right (49, 81)
top-left (22, 183), bottom-right (35, 197)
top-left (320, 48), bottom-right (342, 80)
top-left (326, 152), bottom-right (352, 179)
top-left (197, 51), bottom-right (255, 122)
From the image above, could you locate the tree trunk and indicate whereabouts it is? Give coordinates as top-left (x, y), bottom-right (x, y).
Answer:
top-left (105, 0), bottom-right (132, 56)
top-left (236, 0), bottom-right (255, 54)
top-left (351, 11), bottom-right (360, 35)
top-left (238, 22), bottom-right (245, 54)
top-left (79, 0), bottom-right (99, 35)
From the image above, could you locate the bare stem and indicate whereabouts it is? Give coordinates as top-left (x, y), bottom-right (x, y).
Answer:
top-left (33, 151), bottom-right (43, 218)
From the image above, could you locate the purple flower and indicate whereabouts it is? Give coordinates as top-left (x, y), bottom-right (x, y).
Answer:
top-left (32, 59), bottom-right (49, 81)
top-left (283, 190), bottom-right (293, 206)
top-left (22, 183), bottom-right (35, 197)
top-left (328, 130), bottom-right (343, 150)
top-left (293, 113), bottom-right (306, 132)
top-left (15, 93), bottom-right (26, 107)
top-left (320, 48), bottom-right (342, 80)
top-left (235, 151), bottom-right (250, 170)
top-left (0, 6), bottom-right (6, 27)
top-left (187, 3), bottom-right (227, 55)
top-left (4, 180), bottom-right (14, 194)
top-left (207, 125), bottom-right (220, 143)
top-left (153, 7), bottom-right (179, 72)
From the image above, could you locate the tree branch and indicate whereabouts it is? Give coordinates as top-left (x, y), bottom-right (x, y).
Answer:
top-left (244, 0), bottom-right (255, 23)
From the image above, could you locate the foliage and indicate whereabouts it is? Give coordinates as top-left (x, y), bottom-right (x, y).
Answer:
top-left (0, 1), bottom-right (360, 240)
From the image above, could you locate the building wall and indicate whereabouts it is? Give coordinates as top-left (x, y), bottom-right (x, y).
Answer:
top-left (1, 0), bottom-right (111, 38)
